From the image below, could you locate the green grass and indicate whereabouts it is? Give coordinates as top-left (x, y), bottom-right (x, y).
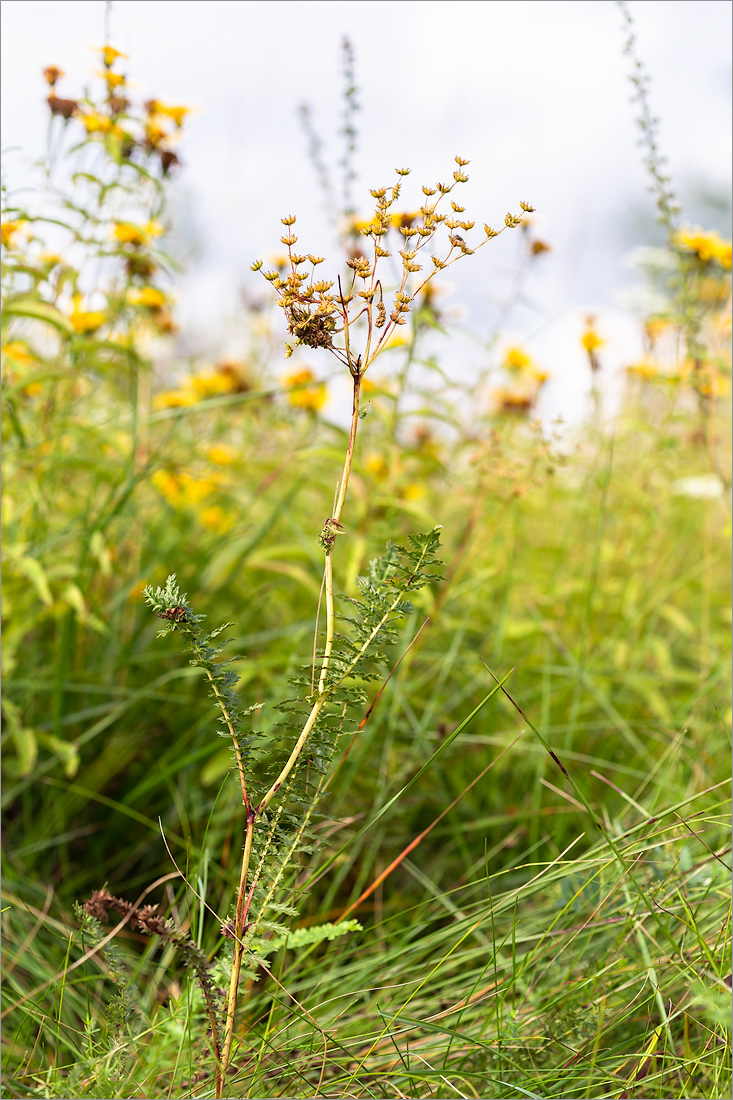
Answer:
top-left (2, 364), bottom-right (730, 1097)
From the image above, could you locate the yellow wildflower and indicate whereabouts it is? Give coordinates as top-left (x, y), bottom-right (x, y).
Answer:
top-left (156, 103), bottom-right (190, 128)
top-left (492, 388), bottom-right (535, 413)
top-left (283, 368), bottom-right (327, 411)
top-left (383, 332), bottom-right (411, 351)
top-left (43, 65), bottom-right (64, 86)
top-left (206, 444), bottom-right (236, 466)
top-left (626, 360), bottom-right (659, 380)
top-left (645, 317), bottom-right (670, 345)
top-left (177, 473), bottom-right (216, 506)
top-left (1, 341), bottom-right (34, 365)
top-left (581, 327), bottom-right (604, 353)
top-left (152, 388), bottom-right (199, 410)
top-left (503, 346), bottom-right (533, 373)
top-left (365, 454), bottom-right (389, 480)
top-left (390, 210), bottom-right (421, 230)
top-left (113, 220), bottom-right (164, 246)
top-left (70, 297), bottom-right (105, 334)
top-left (190, 371), bottom-right (237, 398)
top-left (1, 220), bottom-right (23, 248)
top-left (100, 45), bottom-right (127, 69)
top-left (401, 482), bottom-right (426, 502)
top-left (531, 367), bottom-right (551, 385)
top-left (152, 469), bottom-right (181, 503)
top-left (100, 70), bottom-right (126, 90)
top-left (673, 227), bottom-right (732, 269)
top-left (128, 285), bottom-right (168, 310)
top-left (81, 111), bottom-right (112, 134)
top-left (199, 505), bottom-right (233, 532)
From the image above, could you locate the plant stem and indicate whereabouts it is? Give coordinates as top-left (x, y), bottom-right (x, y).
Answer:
top-left (219, 813), bottom-right (255, 1094)
top-left (317, 376), bottom-right (361, 694)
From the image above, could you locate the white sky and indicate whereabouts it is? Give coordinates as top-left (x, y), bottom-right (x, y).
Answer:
top-left (2, 0), bottom-right (731, 423)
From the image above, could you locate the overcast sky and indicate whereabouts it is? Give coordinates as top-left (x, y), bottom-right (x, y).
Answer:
top-left (2, 0), bottom-right (731, 422)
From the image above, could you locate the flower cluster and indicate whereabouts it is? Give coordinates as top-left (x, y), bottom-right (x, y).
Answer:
top-left (44, 46), bottom-right (189, 176)
top-left (253, 160), bottom-right (533, 376)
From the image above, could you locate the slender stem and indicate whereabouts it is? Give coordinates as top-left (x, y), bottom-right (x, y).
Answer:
top-left (205, 667), bottom-right (249, 813)
top-left (317, 377), bottom-right (361, 694)
top-left (219, 813), bottom-right (255, 1093)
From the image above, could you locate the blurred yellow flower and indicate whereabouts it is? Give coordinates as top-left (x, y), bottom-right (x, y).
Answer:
top-left (626, 360), bottom-right (659, 380)
top-left (128, 285), bottom-right (168, 310)
top-left (97, 70), bottom-right (125, 89)
top-left (365, 454), bottom-right (388, 480)
top-left (100, 45), bottom-right (127, 69)
top-left (190, 371), bottom-right (238, 398)
top-left (673, 227), bottom-right (732, 269)
top-left (503, 346), bottom-right (533, 372)
top-left (81, 111), bottom-right (113, 134)
top-left (199, 505), bottom-right (233, 532)
top-left (2, 341), bottom-right (34, 365)
top-left (152, 388), bottom-right (198, 410)
top-left (645, 317), bottom-right (670, 345)
top-left (283, 368), bottom-right (327, 411)
top-left (383, 332), bottom-right (411, 351)
top-left (43, 65), bottom-right (65, 87)
top-left (531, 367), bottom-right (551, 385)
top-left (581, 327), bottom-right (604, 353)
top-left (492, 387), bottom-right (535, 413)
top-left (156, 103), bottom-right (190, 128)
top-left (206, 443), bottom-right (236, 466)
top-left (114, 220), bottom-right (164, 246)
top-left (70, 297), bottom-right (105, 334)
top-left (1, 220), bottom-right (24, 248)
top-left (402, 482), bottom-right (426, 501)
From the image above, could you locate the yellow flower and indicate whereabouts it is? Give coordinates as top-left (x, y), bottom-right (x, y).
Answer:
top-left (401, 482), bottom-right (426, 501)
top-left (100, 45), bottom-right (127, 69)
top-left (673, 227), bottom-right (732, 269)
top-left (581, 328), bottom-right (604, 353)
top-left (81, 111), bottom-right (112, 134)
top-left (152, 469), bottom-right (181, 503)
top-left (102, 70), bottom-right (126, 90)
top-left (199, 505), bottom-right (233, 532)
top-left (1, 220), bottom-right (23, 248)
top-left (1, 341), bottom-right (34, 365)
top-left (365, 454), bottom-right (388, 480)
top-left (114, 220), bottom-right (164, 246)
top-left (531, 367), bottom-right (551, 385)
top-left (43, 65), bottom-right (65, 87)
top-left (190, 371), bottom-right (237, 398)
top-left (383, 332), bottom-right (411, 351)
top-left (644, 317), bottom-right (670, 345)
top-left (492, 387), bottom-right (534, 412)
top-left (390, 211), bottom-right (421, 230)
top-left (503, 346), bottom-right (533, 373)
top-left (206, 444), bottom-right (236, 466)
top-left (127, 285), bottom-right (168, 310)
top-left (283, 368), bottom-right (327, 411)
top-left (626, 359), bottom-right (659, 380)
top-left (70, 297), bottom-right (105, 334)
top-left (152, 388), bottom-right (199, 410)
top-left (156, 103), bottom-right (190, 128)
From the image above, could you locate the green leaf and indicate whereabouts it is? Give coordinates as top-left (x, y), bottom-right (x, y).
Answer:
top-left (1, 298), bottom-right (74, 335)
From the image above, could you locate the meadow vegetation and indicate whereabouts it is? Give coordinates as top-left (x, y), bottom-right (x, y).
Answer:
top-left (1, 24), bottom-right (731, 1100)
